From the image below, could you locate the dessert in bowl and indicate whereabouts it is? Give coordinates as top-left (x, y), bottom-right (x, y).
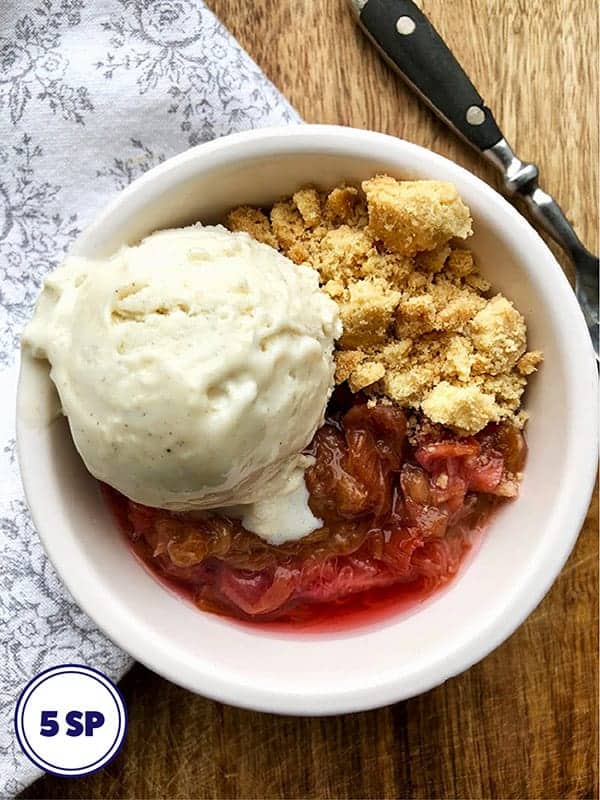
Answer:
top-left (17, 126), bottom-right (597, 713)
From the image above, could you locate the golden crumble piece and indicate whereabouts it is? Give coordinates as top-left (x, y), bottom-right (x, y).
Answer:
top-left (367, 395), bottom-right (393, 409)
top-left (348, 360), bottom-right (386, 392)
top-left (287, 242), bottom-right (310, 264)
top-left (512, 409), bottom-right (529, 429)
top-left (478, 372), bottom-right (526, 412)
top-left (470, 295), bottom-right (527, 375)
top-left (293, 188), bottom-right (322, 227)
top-left (323, 278), bottom-right (345, 299)
top-left (381, 361), bottom-right (438, 407)
top-left (395, 279), bottom-right (485, 337)
top-left (270, 200), bottom-right (307, 254)
top-left (362, 176), bottom-right (472, 256)
top-left (312, 226), bottom-right (374, 283)
top-left (465, 272), bottom-right (491, 292)
top-left (396, 294), bottom-right (437, 337)
top-left (335, 349), bottom-right (365, 384)
top-left (446, 248), bottom-right (476, 278)
top-left (339, 278), bottom-right (401, 349)
top-left (324, 185), bottom-right (366, 225)
top-left (416, 244), bottom-right (451, 273)
top-left (404, 270), bottom-right (431, 294)
top-left (444, 335), bottom-right (474, 382)
top-left (421, 382), bottom-right (502, 435)
top-left (379, 334), bottom-right (449, 406)
top-left (516, 350), bottom-right (543, 376)
top-left (435, 287), bottom-right (486, 330)
top-left (378, 339), bottom-right (414, 367)
top-left (226, 206), bottom-right (277, 248)
top-left (361, 251), bottom-right (413, 286)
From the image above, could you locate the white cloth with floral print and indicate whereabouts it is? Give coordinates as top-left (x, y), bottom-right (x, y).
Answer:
top-left (0, 0), bottom-right (299, 793)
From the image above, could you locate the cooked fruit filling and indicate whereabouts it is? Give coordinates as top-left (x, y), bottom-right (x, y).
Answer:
top-left (105, 390), bottom-right (526, 624)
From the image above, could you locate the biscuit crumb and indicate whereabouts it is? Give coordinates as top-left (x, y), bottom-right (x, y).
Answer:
top-left (270, 201), bottom-right (307, 255)
top-left (470, 295), bottom-right (527, 374)
top-left (325, 186), bottom-right (365, 225)
top-left (363, 251), bottom-right (413, 286)
top-left (293, 188), bottom-right (322, 227)
top-left (339, 278), bottom-right (401, 348)
top-left (335, 350), bottom-right (365, 383)
top-left (323, 278), bottom-right (345, 299)
top-left (313, 227), bottom-right (373, 283)
top-left (287, 242), bottom-right (310, 264)
top-left (421, 382), bottom-right (501, 434)
top-left (479, 372), bottom-right (526, 413)
top-left (226, 175), bottom-right (541, 434)
top-left (516, 350), bottom-right (543, 375)
top-left (416, 244), bottom-right (451, 273)
top-left (396, 294), bottom-right (436, 336)
top-left (447, 248), bottom-right (475, 277)
top-left (226, 206), bottom-right (277, 248)
top-left (465, 272), bottom-right (492, 292)
top-left (348, 360), bottom-right (386, 392)
top-left (362, 176), bottom-right (472, 256)
top-left (444, 335), bottom-right (474, 382)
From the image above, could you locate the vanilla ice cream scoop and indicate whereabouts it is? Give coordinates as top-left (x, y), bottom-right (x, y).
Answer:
top-left (23, 225), bottom-right (341, 538)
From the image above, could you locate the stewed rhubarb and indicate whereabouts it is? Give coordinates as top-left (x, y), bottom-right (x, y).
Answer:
top-left (104, 390), bottom-right (526, 629)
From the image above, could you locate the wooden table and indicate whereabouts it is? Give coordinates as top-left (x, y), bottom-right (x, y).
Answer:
top-left (24, 1), bottom-right (598, 797)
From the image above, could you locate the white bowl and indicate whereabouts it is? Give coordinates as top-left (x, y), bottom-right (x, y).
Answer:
top-left (17, 125), bottom-right (598, 714)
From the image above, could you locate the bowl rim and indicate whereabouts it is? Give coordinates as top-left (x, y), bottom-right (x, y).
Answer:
top-left (17, 124), bottom-right (599, 714)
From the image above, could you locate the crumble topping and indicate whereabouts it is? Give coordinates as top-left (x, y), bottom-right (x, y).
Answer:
top-left (226, 176), bottom-right (542, 435)
top-left (362, 176), bottom-right (472, 256)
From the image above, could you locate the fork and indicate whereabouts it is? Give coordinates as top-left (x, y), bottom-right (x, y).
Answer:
top-left (349, 0), bottom-right (599, 360)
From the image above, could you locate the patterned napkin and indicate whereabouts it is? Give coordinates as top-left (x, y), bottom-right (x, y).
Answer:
top-left (0, 1), bottom-right (299, 793)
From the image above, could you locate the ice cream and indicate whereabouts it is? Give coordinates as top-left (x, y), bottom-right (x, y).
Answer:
top-left (23, 224), bottom-right (341, 543)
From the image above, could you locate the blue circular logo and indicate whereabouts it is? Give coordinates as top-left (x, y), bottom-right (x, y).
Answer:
top-left (14, 664), bottom-right (128, 777)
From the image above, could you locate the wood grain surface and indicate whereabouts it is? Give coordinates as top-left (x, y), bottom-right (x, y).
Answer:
top-left (23, 1), bottom-right (598, 798)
